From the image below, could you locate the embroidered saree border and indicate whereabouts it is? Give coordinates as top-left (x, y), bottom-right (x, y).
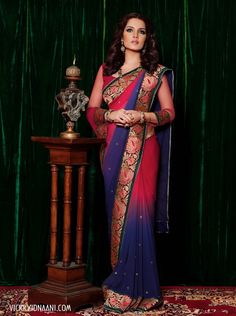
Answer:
top-left (102, 70), bottom-right (146, 247)
top-left (107, 66), bottom-right (170, 267)
top-left (102, 66), bottom-right (142, 94)
top-left (103, 287), bottom-right (162, 313)
top-left (110, 122), bottom-right (147, 267)
top-left (103, 71), bottom-right (147, 268)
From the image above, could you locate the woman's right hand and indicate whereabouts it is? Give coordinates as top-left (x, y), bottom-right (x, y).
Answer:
top-left (109, 109), bottom-right (133, 126)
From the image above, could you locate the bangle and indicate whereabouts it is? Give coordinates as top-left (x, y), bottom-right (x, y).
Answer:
top-left (144, 112), bottom-right (151, 123)
top-left (104, 109), bottom-right (114, 123)
top-left (139, 111), bottom-right (145, 124)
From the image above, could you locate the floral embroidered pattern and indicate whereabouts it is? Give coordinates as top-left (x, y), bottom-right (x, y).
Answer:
top-left (104, 288), bottom-right (133, 313)
top-left (93, 108), bottom-right (108, 138)
top-left (103, 68), bottom-right (142, 105)
top-left (110, 126), bottom-right (144, 267)
top-left (109, 66), bottom-right (166, 268)
top-left (94, 107), bottom-right (106, 124)
top-left (103, 288), bottom-right (161, 313)
top-left (155, 109), bottom-right (171, 126)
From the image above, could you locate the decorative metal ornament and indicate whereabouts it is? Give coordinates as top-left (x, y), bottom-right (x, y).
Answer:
top-left (121, 40), bottom-right (125, 53)
top-left (55, 57), bottom-right (89, 139)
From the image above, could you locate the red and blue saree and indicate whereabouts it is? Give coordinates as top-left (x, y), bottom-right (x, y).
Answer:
top-left (87, 65), bottom-right (173, 313)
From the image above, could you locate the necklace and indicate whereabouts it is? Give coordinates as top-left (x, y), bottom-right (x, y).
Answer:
top-left (118, 65), bottom-right (142, 78)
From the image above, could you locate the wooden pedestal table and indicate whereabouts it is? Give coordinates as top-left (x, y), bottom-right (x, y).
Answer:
top-left (29, 137), bottom-right (105, 311)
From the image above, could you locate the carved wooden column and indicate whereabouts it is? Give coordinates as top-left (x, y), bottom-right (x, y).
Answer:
top-left (50, 164), bottom-right (58, 265)
top-left (29, 137), bottom-right (104, 311)
top-left (76, 166), bottom-right (86, 264)
top-left (63, 165), bottom-right (73, 267)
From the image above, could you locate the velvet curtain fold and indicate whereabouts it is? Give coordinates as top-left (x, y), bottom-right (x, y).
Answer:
top-left (0, 0), bottom-right (235, 286)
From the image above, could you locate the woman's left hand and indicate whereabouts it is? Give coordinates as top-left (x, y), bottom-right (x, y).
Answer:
top-left (122, 110), bottom-right (141, 126)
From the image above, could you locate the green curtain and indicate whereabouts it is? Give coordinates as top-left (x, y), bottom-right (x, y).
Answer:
top-left (0, 0), bottom-right (235, 286)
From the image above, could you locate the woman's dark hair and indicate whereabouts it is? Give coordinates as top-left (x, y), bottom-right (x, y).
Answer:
top-left (103, 12), bottom-right (159, 76)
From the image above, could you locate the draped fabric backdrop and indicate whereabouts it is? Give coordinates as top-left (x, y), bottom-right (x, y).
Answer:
top-left (0, 0), bottom-right (235, 286)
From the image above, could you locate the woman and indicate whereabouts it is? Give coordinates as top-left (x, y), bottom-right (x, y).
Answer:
top-left (87, 12), bottom-right (175, 313)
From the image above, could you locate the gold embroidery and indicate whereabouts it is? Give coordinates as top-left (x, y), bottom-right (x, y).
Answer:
top-left (107, 65), bottom-right (167, 267)
top-left (103, 288), bottom-right (161, 313)
top-left (103, 68), bottom-right (142, 105)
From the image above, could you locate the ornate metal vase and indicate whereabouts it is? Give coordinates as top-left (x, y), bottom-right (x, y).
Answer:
top-left (55, 61), bottom-right (89, 139)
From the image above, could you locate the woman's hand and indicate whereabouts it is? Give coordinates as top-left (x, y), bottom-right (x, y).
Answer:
top-left (123, 110), bottom-right (141, 126)
top-left (106, 109), bottom-right (143, 127)
top-left (109, 109), bottom-right (133, 126)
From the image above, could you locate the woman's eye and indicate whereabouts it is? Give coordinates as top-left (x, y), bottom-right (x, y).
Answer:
top-left (140, 30), bottom-right (146, 35)
top-left (126, 28), bottom-right (133, 33)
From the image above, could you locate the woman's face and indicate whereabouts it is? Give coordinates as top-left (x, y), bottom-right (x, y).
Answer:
top-left (122, 18), bottom-right (147, 52)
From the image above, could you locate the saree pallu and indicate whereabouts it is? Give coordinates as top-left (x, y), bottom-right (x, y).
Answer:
top-left (87, 66), bottom-right (173, 313)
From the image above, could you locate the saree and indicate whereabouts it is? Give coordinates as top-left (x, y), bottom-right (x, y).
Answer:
top-left (87, 65), bottom-right (173, 313)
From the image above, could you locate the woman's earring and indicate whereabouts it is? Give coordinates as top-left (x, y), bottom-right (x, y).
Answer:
top-left (141, 44), bottom-right (146, 55)
top-left (121, 40), bottom-right (125, 53)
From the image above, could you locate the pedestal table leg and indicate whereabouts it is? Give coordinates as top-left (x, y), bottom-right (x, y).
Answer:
top-left (76, 165), bottom-right (86, 264)
top-left (63, 165), bottom-right (72, 267)
top-left (50, 164), bottom-right (58, 264)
